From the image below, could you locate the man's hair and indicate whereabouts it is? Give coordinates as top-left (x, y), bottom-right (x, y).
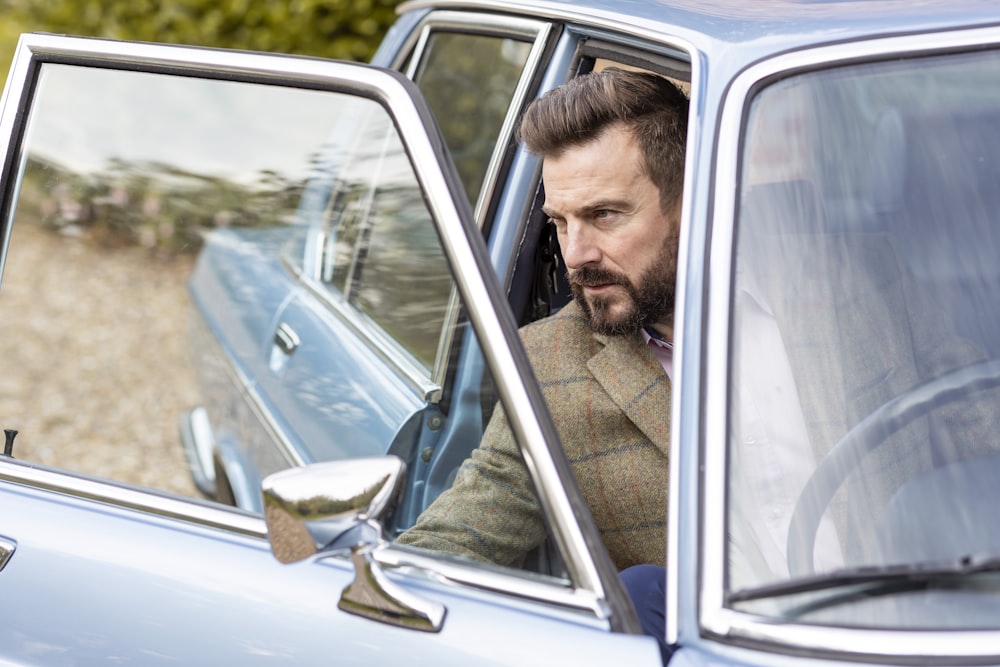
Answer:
top-left (517, 67), bottom-right (689, 213)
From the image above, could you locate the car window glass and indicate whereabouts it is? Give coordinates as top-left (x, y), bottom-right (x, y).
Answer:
top-left (411, 31), bottom-right (533, 206)
top-left (0, 61), bottom-right (464, 501)
top-left (313, 112), bottom-right (453, 371)
top-left (0, 63), bottom-right (341, 499)
top-left (727, 49), bottom-right (1000, 626)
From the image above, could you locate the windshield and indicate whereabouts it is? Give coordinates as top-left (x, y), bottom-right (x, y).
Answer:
top-left (726, 48), bottom-right (1000, 626)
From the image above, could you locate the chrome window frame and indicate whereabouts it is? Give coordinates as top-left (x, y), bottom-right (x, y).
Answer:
top-left (397, 10), bottom-right (554, 399)
top-left (0, 33), bottom-right (640, 632)
top-left (702, 25), bottom-right (1000, 661)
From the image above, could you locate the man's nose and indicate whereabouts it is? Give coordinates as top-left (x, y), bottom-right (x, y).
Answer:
top-left (559, 220), bottom-right (602, 269)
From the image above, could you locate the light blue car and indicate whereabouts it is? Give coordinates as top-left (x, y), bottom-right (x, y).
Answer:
top-left (2, 0), bottom-right (1000, 664)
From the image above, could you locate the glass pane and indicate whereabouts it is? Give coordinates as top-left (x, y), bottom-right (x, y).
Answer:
top-left (727, 50), bottom-right (1000, 627)
top-left (414, 31), bottom-right (532, 205)
top-left (0, 63), bottom-right (363, 500)
top-left (312, 111), bottom-right (453, 371)
top-left (352, 166), bottom-right (453, 371)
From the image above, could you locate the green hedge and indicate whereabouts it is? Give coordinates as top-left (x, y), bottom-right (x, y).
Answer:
top-left (2, 0), bottom-right (401, 62)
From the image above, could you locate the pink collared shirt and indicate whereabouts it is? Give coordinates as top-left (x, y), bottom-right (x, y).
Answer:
top-left (642, 328), bottom-right (674, 381)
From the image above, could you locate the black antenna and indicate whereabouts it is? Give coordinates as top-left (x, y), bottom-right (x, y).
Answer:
top-left (3, 429), bottom-right (17, 457)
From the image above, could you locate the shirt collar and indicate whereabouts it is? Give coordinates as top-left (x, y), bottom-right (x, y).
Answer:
top-left (642, 327), bottom-right (673, 350)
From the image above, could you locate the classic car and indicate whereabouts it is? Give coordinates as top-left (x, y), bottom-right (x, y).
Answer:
top-left (1, 0), bottom-right (1000, 664)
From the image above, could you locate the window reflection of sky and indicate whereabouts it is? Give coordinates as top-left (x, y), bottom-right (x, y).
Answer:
top-left (24, 64), bottom-right (353, 185)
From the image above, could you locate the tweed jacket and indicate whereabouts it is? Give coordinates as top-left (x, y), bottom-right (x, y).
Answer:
top-left (397, 300), bottom-right (671, 570)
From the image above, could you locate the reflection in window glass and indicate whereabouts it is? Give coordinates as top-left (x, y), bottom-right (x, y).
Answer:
top-left (414, 31), bottom-right (532, 206)
top-left (316, 112), bottom-right (452, 371)
top-left (727, 50), bottom-right (1000, 627)
top-left (0, 63), bottom-right (352, 500)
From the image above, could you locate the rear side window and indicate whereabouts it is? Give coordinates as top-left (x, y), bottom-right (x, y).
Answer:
top-left (411, 31), bottom-right (533, 206)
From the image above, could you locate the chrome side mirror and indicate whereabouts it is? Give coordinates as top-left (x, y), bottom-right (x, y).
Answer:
top-left (262, 457), bottom-right (445, 632)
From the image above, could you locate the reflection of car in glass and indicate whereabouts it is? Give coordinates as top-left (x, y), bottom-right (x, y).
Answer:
top-left (2, 0), bottom-right (1000, 664)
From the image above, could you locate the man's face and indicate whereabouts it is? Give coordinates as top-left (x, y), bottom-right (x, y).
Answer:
top-left (541, 123), bottom-right (681, 338)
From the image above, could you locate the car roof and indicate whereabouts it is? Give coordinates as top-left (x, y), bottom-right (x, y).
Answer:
top-left (399, 0), bottom-right (1000, 62)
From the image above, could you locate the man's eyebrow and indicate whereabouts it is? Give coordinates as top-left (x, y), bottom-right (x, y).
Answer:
top-left (586, 198), bottom-right (632, 212)
top-left (543, 199), bottom-right (632, 218)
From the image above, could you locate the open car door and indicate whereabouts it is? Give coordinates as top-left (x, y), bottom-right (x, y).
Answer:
top-left (0, 34), bottom-right (661, 665)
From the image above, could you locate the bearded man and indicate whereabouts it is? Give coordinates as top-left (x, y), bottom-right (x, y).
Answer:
top-left (398, 67), bottom-right (687, 660)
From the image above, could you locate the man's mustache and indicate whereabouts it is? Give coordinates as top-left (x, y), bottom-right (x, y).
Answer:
top-left (569, 265), bottom-right (631, 289)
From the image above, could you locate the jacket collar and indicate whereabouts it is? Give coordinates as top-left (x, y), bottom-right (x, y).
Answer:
top-left (588, 330), bottom-right (672, 457)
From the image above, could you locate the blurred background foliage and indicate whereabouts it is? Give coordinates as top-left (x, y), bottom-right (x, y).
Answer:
top-left (0, 0), bottom-right (402, 256)
top-left (1, 0), bottom-right (402, 80)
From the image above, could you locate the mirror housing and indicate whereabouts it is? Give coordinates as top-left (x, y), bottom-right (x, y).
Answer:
top-left (261, 457), bottom-right (445, 631)
top-left (262, 456), bottom-right (405, 564)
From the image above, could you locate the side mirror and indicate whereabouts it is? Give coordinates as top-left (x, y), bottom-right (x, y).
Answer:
top-left (262, 457), bottom-right (404, 564)
top-left (261, 457), bottom-right (445, 632)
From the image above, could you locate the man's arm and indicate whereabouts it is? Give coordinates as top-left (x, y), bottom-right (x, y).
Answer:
top-left (395, 402), bottom-right (547, 568)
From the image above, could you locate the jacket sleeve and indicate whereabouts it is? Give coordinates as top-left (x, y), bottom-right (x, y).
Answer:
top-left (394, 402), bottom-right (547, 568)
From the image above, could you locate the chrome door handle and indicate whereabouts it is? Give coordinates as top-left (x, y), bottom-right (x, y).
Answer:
top-left (0, 536), bottom-right (15, 572)
top-left (273, 322), bottom-right (300, 355)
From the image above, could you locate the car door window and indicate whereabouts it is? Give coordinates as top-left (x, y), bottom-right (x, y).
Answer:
top-left (0, 63), bottom-right (338, 498)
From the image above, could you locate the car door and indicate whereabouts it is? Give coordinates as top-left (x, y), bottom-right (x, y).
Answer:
top-left (0, 34), bottom-right (661, 664)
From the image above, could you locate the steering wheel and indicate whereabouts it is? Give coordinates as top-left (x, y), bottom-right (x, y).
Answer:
top-left (786, 359), bottom-right (1000, 576)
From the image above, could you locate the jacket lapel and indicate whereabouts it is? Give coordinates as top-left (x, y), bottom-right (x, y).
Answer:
top-left (587, 332), bottom-right (672, 456)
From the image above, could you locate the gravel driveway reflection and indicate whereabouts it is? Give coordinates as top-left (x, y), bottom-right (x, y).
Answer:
top-left (0, 222), bottom-right (201, 499)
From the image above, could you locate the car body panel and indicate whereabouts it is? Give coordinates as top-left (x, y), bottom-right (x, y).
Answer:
top-left (0, 464), bottom-right (658, 665)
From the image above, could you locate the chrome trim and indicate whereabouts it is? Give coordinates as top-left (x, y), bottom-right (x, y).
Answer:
top-left (0, 458), bottom-right (266, 538)
top-left (703, 25), bottom-right (1000, 660)
top-left (398, 0), bottom-right (705, 54)
top-left (291, 269), bottom-right (443, 403)
top-left (401, 25), bottom-right (431, 78)
top-left (0, 536), bottom-right (15, 572)
top-left (180, 406), bottom-right (217, 497)
top-left (392, 10), bottom-right (553, 77)
top-left (377, 546), bottom-right (610, 622)
top-left (273, 322), bottom-right (300, 355)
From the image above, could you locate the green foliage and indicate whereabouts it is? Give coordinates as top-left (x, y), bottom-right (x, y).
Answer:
top-left (3, 0), bottom-right (400, 62)
top-left (17, 156), bottom-right (305, 257)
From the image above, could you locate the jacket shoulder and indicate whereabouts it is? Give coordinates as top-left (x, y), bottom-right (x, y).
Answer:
top-left (520, 301), bottom-right (592, 350)
top-left (517, 301), bottom-right (600, 382)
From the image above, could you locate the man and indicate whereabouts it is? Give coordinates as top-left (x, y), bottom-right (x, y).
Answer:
top-left (398, 67), bottom-right (687, 657)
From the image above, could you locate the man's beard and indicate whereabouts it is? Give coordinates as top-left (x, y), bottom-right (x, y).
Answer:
top-left (569, 237), bottom-right (677, 336)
